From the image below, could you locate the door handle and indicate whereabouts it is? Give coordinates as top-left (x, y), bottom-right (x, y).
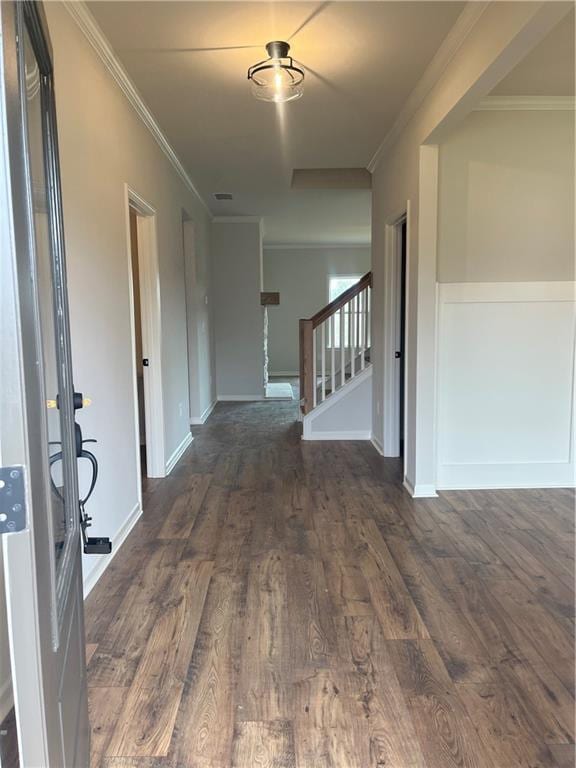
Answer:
top-left (143, 358), bottom-right (149, 367)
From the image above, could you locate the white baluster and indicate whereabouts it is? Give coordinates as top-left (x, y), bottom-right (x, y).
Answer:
top-left (365, 287), bottom-right (370, 353)
top-left (340, 305), bottom-right (345, 389)
top-left (330, 314), bottom-right (335, 397)
top-left (312, 326), bottom-right (317, 408)
top-left (321, 322), bottom-right (326, 402)
top-left (357, 291), bottom-right (361, 352)
top-left (360, 289), bottom-right (365, 371)
top-left (350, 295), bottom-right (356, 378)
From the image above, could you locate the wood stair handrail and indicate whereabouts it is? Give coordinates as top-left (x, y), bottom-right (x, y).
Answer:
top-left (299, 272), bottom-right (372, 415)
top-left (309, 271), bottom-right (372, 328)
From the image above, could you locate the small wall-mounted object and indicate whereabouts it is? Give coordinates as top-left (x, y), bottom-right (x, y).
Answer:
top-left (261, 292), bottom-right (280, 306)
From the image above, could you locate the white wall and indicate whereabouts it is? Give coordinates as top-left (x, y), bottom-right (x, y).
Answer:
top-left (302, 367), bottom-right (373, 441)
top-left (44, 3), bottom-right (215, 589)
top-left (263, 246), bottom-right (371, 374)
top-left (438, 110), bottom-right (574, 282)
top-left (183, 220), bottom-right (215, 421)
top-left (437, 282), bottom-right (575, 489)
top-left (370, 3), bottom-right (571, 494)
top-left (212, 220), bottom-right (265, 399)
top-left (435, 109), bottom-right (575, 489)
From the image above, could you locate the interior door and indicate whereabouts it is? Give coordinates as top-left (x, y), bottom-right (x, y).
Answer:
top-left (0, 2), bottom-right (90, 766)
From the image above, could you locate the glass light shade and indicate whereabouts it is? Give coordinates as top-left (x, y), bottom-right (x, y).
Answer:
top-left (250, 62), bottom-right (304, 103)
top-left (248, 42), bottom-right (304, 103)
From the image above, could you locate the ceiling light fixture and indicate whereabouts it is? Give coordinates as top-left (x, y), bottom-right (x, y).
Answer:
top-left (247, 41), bottom-right (304, 103)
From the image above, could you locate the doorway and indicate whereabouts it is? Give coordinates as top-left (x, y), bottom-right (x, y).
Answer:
top-left (382, 209), bottom-right (409, 467)
top-left (129, 209), bottom-right (146, 478)
top-left (398, 219), bottom-right (407, 458)
top-left (124, 186), bottom-right (166, 482)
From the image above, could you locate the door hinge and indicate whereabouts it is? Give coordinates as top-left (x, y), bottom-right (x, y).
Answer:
top-left (0, 466), bottom-right (26, 534)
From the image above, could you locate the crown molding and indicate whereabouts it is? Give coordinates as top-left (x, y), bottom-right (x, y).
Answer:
top-left (63, 1), bottom-right (211, 216)
top-left (368, 2), bottom-right (489, 173)
top-left (474, 95), bottom-right (575, 111)
top-left (264, 242), bottom-right (371, 250)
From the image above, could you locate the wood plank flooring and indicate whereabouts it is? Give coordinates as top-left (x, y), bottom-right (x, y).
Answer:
top-left (86, 395), bottom-right (575, 768)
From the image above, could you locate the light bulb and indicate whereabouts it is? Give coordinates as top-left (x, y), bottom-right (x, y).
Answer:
top-left (248, 41), bottom-right (304, 103)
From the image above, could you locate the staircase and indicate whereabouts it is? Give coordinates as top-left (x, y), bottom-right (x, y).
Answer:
top-left (299, 272), bottom-right (372, 440)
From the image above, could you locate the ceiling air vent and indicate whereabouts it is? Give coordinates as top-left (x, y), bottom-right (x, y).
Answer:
top-left (213, 193), bottom-right (233, 201)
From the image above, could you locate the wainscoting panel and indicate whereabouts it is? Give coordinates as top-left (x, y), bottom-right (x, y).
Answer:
top-left (436, 282), bottom-right (575, 489)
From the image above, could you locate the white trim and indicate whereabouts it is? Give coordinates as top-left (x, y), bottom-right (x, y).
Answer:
top-left (217, 395), bottom-right (265, 401)
top-left (438, 481), bottom-right (576, 491)
top-left (82, 502), bottom-right (142, 598)
top-left (368, 3), bottom-right (489, 172)
top-left (212, 216), bottom-right (263, 224)
top-left (370, 435), bottom-right (385, 456)
top-left (303, 430), bottom-right (372, 442)
top-left (436, 281), bottom-right (576, 491)
top-left (0, 677), bottom-right (13, 725)
top-left (269, 371), bottom-right (299, 377)
top-left (475, 96), bottom-right (575, 111)
top-left (403, 477), bottom-right (438, 498)
top-left (125, 185), bottom-right (166, 480)
top-left (438, 281), bottom-right (576, 303)
top-left (264, 242), bottom-right (371, 251)
top-left (190, 399), bottom-right (217, 425)
top-left (165, 430), bottom-right (193, 475)
top-left (63, 2), bottom-right (211, 216)
top-left (412, 146), bottom-right (440, 495)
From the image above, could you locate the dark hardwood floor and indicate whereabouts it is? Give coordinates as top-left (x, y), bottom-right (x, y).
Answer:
top-left (85, 396), bottom-right (575, 768)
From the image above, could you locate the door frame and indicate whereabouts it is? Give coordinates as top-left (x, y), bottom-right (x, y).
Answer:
top-left (124, 184), bottom-right (166, 481)
top-left (382, 204), bottom-right (410, 464)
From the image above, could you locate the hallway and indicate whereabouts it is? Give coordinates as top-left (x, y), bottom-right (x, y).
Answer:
top-left (85, 399), bottom-right (575, 768)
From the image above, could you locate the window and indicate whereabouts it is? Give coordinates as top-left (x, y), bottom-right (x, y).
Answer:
top-left (329, 275), bottom-right (361, 303)
top-left (328, 275), bottom-right (362, 347)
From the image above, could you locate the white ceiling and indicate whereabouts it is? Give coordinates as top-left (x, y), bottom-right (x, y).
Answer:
top-left (88, 1), bottom-right (465, 244)
top-left (492, 9), bottom-right (575, 97)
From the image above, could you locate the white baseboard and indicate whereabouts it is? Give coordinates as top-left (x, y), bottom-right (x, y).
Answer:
top-left (217, 395), bottom-right (265, 402)
top-left (83, 501), bottom-right (142, 598)
top-left (190, 399), bottom-right (217, 425)
top-left (0, 676), bottom-right (13, 724)
top-left (437, 481), bottom-right (576, 491)
top-left (165, 430), bottom-right (193, 474)
top-left (370, 435), bottom-right (384, 456)
top-left (302, 430), bottom-right (372, 441)
top-left (403, 477), bottom-right (438, 498)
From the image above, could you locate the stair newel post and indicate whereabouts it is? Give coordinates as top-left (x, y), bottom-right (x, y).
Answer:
top-left (299, 318), bottom-right (314, 415)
